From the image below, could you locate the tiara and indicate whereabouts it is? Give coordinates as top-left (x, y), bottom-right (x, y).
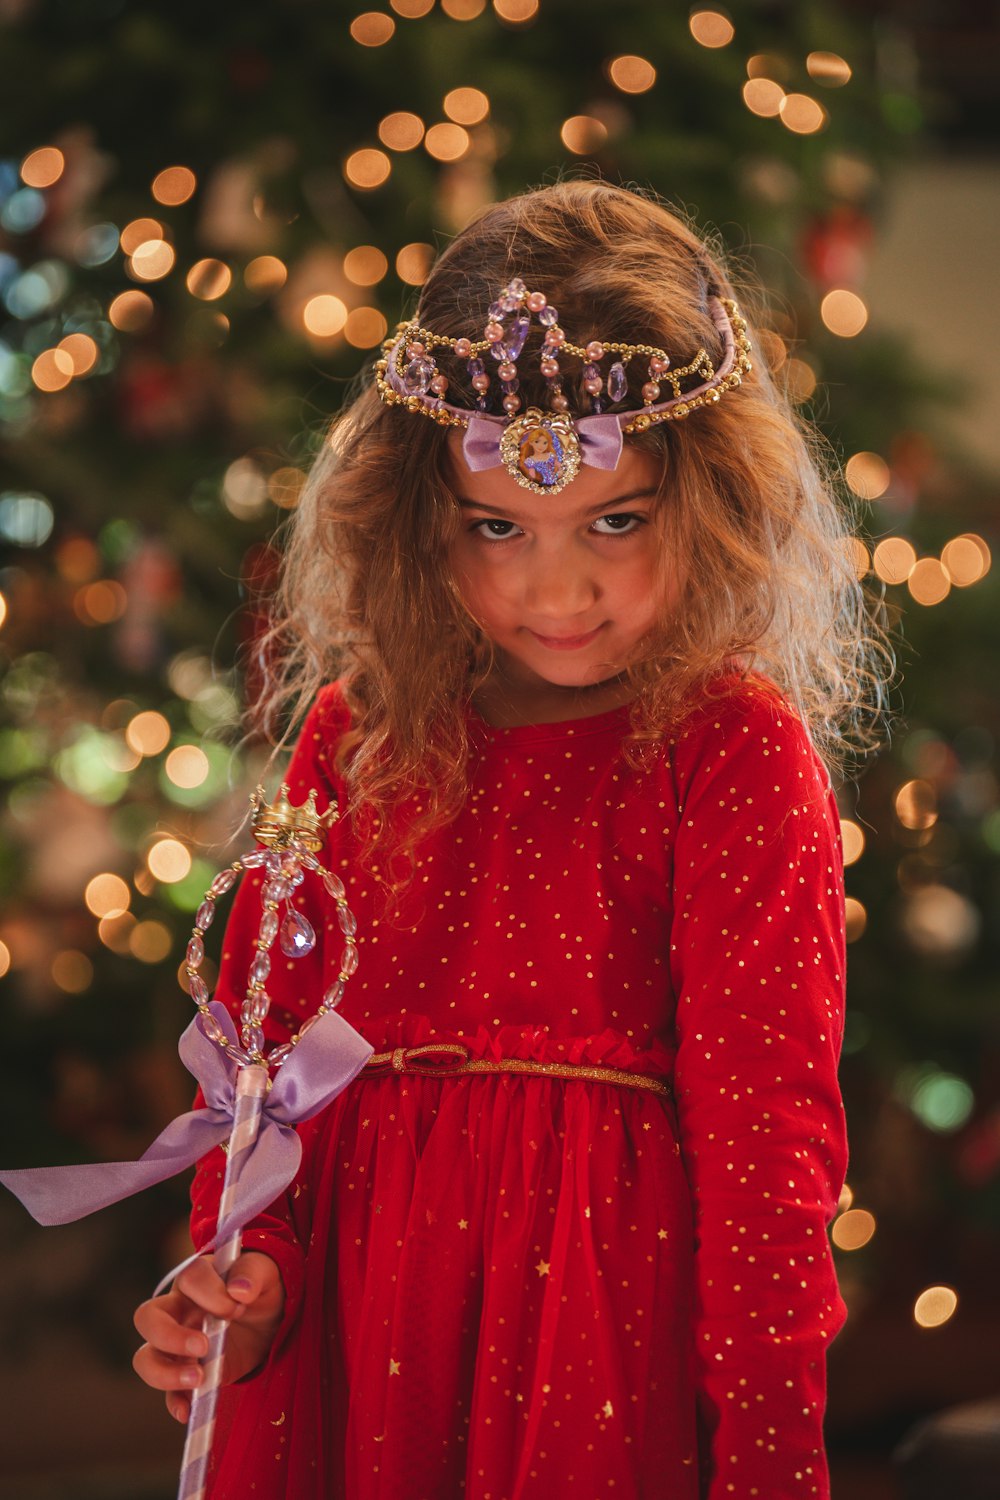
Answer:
top-left (374, 278), bottom-right (752, 494)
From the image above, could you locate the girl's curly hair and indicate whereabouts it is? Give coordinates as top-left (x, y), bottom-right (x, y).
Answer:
top-left (254, 180), bottom-right (891, 876)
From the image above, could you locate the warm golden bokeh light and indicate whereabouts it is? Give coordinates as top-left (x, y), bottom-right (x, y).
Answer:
top-left (99, 911), bottom-right (136, 953)
top-left (396, 242), bottom-right (434, 285)
top-left (0, 593), bottom-right (7, 630)
top-left (345, 305), bottom-right (389, 347)
top-left (443, 86), bottom-right (490, 125)
top-left (378, 111), bottom-right (426, 150)
top-left (268, 466), bottom-right (306, 509)
top-left (560, 115), bottom-right (609, 154)
top-left (108, 289), bottom-right (155, 332)
top-left (391, 0), bottom-right (434, 13)
top-left (344, 148), bottom-right (392, 189)
top-left (746, 53), bottom-right (785, 79)
top-left (302, 294), bottom-right (349, 337)
top-left (756, 329), bottom-right (787, 372)
top-left (608, 54), bottom-right (657, 93)
top-left (242, 256), bottom-right (286, 295)
top-left (784, 358), bottom-right (817, 402)
top-left (908, 557), bottom-right (951, 607)
top-left (186, 258), bottom-right (232, 300)
top-left (151, 165), bottom-right (197, 205)
top-left (424, 122), bottom-right (471, 160)
top-left (51, 949), bottom-right (94, 994)
top-left (742, 78), bottom-right (785, 117)
top-left (821, 288), bottom-right (868, 337)
top-left (31, 348), bottom-right (75, 393)
top-left (350, 11), bottom-right (396, 45)
top-left (165, 744), bottom-right (210, 788)
top-left (147, 838), bottom-right (192, 884)
top-left (844, 897), bottom-right (867, 943)
top-left (120, 218), bottom-right (165, 255)
top-left (895, 779), bottom-right (938, 831)
top-left (58, 333), bottom-right (99, 376)
top-left (913, 1285), bottom-right (958, 1329)
top-left (779, 93), bottom-right (827, 135)
top-left (840, 820), bottom-right (865, 865)
top-left (21, 145), bottom-right (65, 188)
top-left (493, 0), bottom-right (538, 20)
top-left (130, 239), bottom-right (176, 282)
top-left (845, 451), bottom-right (890, 500)
top-left (74, 580), bottom-right (127, 625)
top-left (837, 1183), bottom-right (854, 1212)
top-left (126, 710), bottom-right (171, 757)
top-left (807, 51), bottom-right (852, 87)
top-left (689, 10), bottom-right (735, 48)
top-left (84, 872), bottom-right (131, 919)
top-left (0, 939), bottom-right (10, 978)
top-left (831, 1207), bottom-right (876, 1250)
top-left (942, 534), bottom-right (990, 586)
top-left (130, 920), bottom-right (173, 963)
top-left (343, 245), bottom-right (389, 285)
top-left (442, 0), bottom-right (485, 14)
top-left (873, 537), bottom-right (917, 585)
top-left (844, 536), bottom-right (870, 579)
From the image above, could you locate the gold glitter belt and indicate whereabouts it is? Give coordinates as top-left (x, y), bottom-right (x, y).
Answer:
top-left (359, 1042), bottom-right (672, 1099)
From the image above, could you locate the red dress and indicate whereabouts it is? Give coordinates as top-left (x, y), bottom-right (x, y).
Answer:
top-left (191, 679), bottom-right (848, 1500)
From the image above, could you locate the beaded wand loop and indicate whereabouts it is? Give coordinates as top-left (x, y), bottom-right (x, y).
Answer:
top-left (176, 783), bottom-right (360, 1500)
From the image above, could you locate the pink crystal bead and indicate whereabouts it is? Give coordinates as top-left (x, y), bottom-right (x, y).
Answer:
top-left (649, 355), bottom-right (669, 374)
top-left (585, 340), bottom-right (605, 361)
top-left (430, 375), bottom-right (449, 396)
top-left (484, 321), bottom-right (505, 343)
top-left (503, 394), bottom-right (521, 414)
top-left (322, 979), bottom-right (346, 1010)
top-left (198, 1014), bottom-right (226, 1045)
top-left (244, 1025), bottom-right (266, 1055)
top-left (250, 992), bottom-right (270, 1023)
top-left (498, 360), bottom-right (517, 381)
top-left (189, 974), bottom-right (210, 1005)
top-left (242, 849), bottom-right (266, 868)
top-left (259, 909), bottom-right (279, 945)
top-left (545, 326), bottom-right (565, 346)
top-left (471, 373), bottom-right (490, 393)
top-left (406, 341), bottom-right (425, 358)
top-left (265, 850), bottom-right (282, 873)
top-left (186, 935), bottom-right (205, 969)
top-left (550, 392), bottom-right (568, 411)
top-left (642, 381), bottom-right (661, 403)
top-left (454, 337), bottom-right (472, 359)
top-left (540, 356), bottom-right (559, 378)
top-left (196, 900), bottom-right (215, 931)
top-left (527, 290), bottom-right (547, 312)
top-left (299, 1014), bottom-right (320, 1037)
top-left (508, 277), bottom-right (527, 298)
top-left (280, 909), bottom-right (316, 958)
top-left (262, 876), bottom-right (293, 903)
top-left (337, 905), bottom-right (358, 937)
top-left (608, 361), bottom-right (628, 402)
top-left (323, 871), bottom-right (346, 901)
top-left (224, 1042), bottom-right (249, 1064)
top-left (240, 998), bottom-right (256, 1026)
top-left (269, 1043), bottom-right (294, 1067)
top-left (210, 869), bottom-right (237, 896)
top-left (250, 952), bottom-right (271, 986)
top-left (341, 942), bottom-right (359, 976)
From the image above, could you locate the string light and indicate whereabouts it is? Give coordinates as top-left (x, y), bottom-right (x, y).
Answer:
top-left (244, 255), bottom-right (288, 295)
top-left (0, 593), bottom-right (7, 630)
top-left (441, 0), bottom-right (485, 15)
top-left (821, 289), bottom-right (867, 336)
top-left (390, 0), bottom-right (435, 14)
top-left (424, 122), bottom-right (471, 160)
top-left (302, 295), bottom-right (348, 337)
top-left (941, 534), bottom-right (990, 586)
top-left (907, 557), bottom-right (951, 606)
top-left (779, 93), bottom-right (827, 135)
top-left (84, 872), bottom-right (131, 918)
top-left (0, 940), bottom-right (10, 978)
top-left (689, 10), bottom-right (734, 48)
top-left (186, 259), bottom-right (232, 300)
top-left (343, 148), bottom-right (392, 189)
top-left (51, 949), bottom-right (94, 993)
top-left (126, 710), bottom-right (172, 757)
top-left (345, 306), bottom-right (389, 347)
top-left (895, 780), bottom-right (937, 831)
top-left (831, 1208), bottom-right (876, 1250)
top-left (147, 838), bottom-right (192, 884)
top-left (108, 290), bottom-right (154, 331)
top-left (443, 87), bottom-right (490, 124)
top-left (837, 1183), bottom-right (854, 1212)
top-left (99, 911), bottom-right (136, 953)
top-left (58, 333), bottom-right (99, 376)
top-left (844, 537), bottom-right (870, 579)
top-left (350, 11), bottom-right (396, 45)
top-left (742, 78), bottom-right (784, 117)
top-left (914, 1286), bottom-right (957, 1329)
top-left (873, 537), bottom-right (916, 585)
top-left (129, 920), bottom-right (173, 963)
top-left (560, 116), bottom-right (609, 154)
top-left (151, 166), bottom-right (197, 205)
top-left (396, 242), bottom-right (434, 284)
top-left (493, 0), bottom-right (539, 21)
top-left (378, 111), bottom-right (425, 150)
top-left (20, 146), bottom-right (65, 188)
top-left (608, 55), bottom-right (657, 93)
top-left (164, 745), bottom-right (210, 789)
top-left (845, 451), bottom-right (890, 499)
top-left (120, 218), bottom-right (165, 255)
top-left (31, 348), bottom-right (74, 392)
top-left (844, 897), bottom-right (867, 942)
top-left (807, 51), bottom-right (852, 87)
top-left (840, 820), bottom-right (865, 865)
top-left (129, 239), bottom-right (175, 282)
top-left (344, 245), bottom-right (389, 285)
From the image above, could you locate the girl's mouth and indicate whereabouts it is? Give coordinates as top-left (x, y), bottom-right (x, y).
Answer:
top-left (527, 625), bottom-right (605, 651)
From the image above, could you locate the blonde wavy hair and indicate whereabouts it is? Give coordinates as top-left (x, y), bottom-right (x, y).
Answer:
top-left (257, 181), bottom-right (890, 872)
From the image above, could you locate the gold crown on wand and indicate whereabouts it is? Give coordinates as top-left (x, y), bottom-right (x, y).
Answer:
top-left (250, 783), bottom-right (339, 852)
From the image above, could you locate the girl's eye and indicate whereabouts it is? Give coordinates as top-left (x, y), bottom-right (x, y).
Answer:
top-left (591, 512), bottom-right (646, 537)
top-left (471, 518), bottom-right (523, 541)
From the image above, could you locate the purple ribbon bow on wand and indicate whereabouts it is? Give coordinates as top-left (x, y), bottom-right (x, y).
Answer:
top-left (0, 1001), bottom-right (373, 1252)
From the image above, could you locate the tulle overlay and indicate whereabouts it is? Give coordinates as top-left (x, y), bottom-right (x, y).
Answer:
top-left (206, 1018), bottom-right (700, 1499)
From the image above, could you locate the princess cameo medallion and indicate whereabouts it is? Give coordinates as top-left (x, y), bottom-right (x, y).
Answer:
top-left (498, 408), bottom-right (582, 495)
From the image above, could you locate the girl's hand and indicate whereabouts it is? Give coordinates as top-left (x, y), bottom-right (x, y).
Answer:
top-left (132, 1250), bottom-right (285, 1424)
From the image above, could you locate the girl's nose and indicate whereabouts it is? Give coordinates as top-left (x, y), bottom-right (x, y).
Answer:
top-left (522, 554), bottom-right (599, 619)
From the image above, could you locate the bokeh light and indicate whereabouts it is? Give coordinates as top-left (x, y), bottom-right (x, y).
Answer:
top-left (378, 111), bottom-right (425, 150)
top-left (343, 245), bottom-right (389, 285)
top-left (84, 872), bottom-right (131, 918)
top-left (914, 1286), bottom-right (958, 1329)
top-left (895, 779), bottom-right (937, 830)
top-left (845, 451), bottom-right (890, 500)
top-left (244, 255), bottom-right (288, 295)
top-left (345, 306), bottom-right (389, 347)
top-left (807, 51), bottom-right (852, 87)
top-left (126, 710), bottom-right (171, 757)
top-left (941, 534), bottom-right (990, 586)
top-left (20, 146), bottom-right (65, 188)
top-left (302, 294), bottom-right (348, 337)
top-left (873, 537), bottom-right (917, 585)
top-left (31, 348), bottom-right (74, 392)
top-left (164, 744), bottom-right (210, 789)
top-left (129, 920), bottom-right (173, 963)
top-left (742, 78), bottom-right (785, 117)
top-left (442, 0), bottom-right (484, 14)
top-left (0, 939), bottom-right (10, 977)
top-left (344, 148), bottom-right (392, 189)
top-left (108, 290), bottom-right (155, 331)
top-left (493, 0), bottom-right (538, 20)
top-left (268, 466), bottom-right (306, 509)
top-left (186, 259), bottom-right (232, 300)
top-left (844, 897), bottom-right (867, 942)
top-left (444, 87), bottom-right (490, 124)
top-left (396, 242), bottom-right (434, 285)
top-left (51, 949), bottom-right (93, 993)
top-left (424, 122), bottom-right (471, 160)
top-left (784, 358), bottom-right (817, 402)
top-left (608, 55), bottom-right (657, 93)
top-left (560, 115), bottom-right (609, 154)
top-left (98, 911), bottom-right (136, 953)
top-left (151, 166), bottom-right (197, 205)
top-left (74, 580), bottom-right (127, 625)
top-left (840, 819), bottom-right (865, 865)
top-left (59, 333), bottom-right (99, 376)
top-left (129, 239), bottom-right (175, 282)
top-left (779, 93), bottom-right (827, 134)
top-left (147, 838), bottom-right (192, 884)
top-left (831, 1208), bottom-right (876, 1250)
top-left (350, 12), bottom-right (396, 45)
top-left (390, 0), bottom-right (435, 13)
top-left (689, 11), bottom-right (735, 48)
top-left (120, 218), bottom-right (164, 255)
top-left (907, 557), bottom-right (951, 606)
top-left (821, 288), bottom-right (868, 336)
top-left (845, 536), bottom-right (870, 579)
top-left (222, 456), bottom-right (268, 519)
top-left (902, 886), bottom-right (979, 959)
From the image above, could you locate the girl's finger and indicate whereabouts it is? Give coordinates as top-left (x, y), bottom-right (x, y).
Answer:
top-left (132, 1341), bottom-right (204, 1394)
top-left (133, 1298), bottom-right (209, 1357)
top-left (175, 1257), bottom-right (247, 1320)
top-left (167, 1392), bottom-right (191, 1424)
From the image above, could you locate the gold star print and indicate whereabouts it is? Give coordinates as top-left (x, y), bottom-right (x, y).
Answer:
top-left (584, 1206), bottom-right (591, 1218)
top-left (657, 1228), bottom-right (669, 1240)
top-left (458, 1218), bottom-right (469, 1230)
top-left (535, 1260), bottom-right (551, 1277)
top-left (602, 1400), bottom-right (614, 1418)
top-left (362, 1118), bottom-right (370, 1128)
top-left (375, 1204), bottom-right (382, 1215)
top-left (515, 1393), bottom-right (524, 1403)
top-left (642, 1122), bottom-right (652, 1131)
top-left (389, 1359), bottom-right (400, 1376)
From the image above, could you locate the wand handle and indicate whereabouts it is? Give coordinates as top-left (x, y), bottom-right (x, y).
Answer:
top-left (177, 1064), bottom-right (269, 1500)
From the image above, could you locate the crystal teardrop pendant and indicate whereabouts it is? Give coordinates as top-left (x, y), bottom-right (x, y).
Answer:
top-left (280, 908), bottom-right (316, 958)
top-left (608, 361), bottom-right (628, 402)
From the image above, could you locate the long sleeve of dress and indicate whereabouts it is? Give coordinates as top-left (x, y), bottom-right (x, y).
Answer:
top-left (188, 685), bottom-right (348, 1342)
top-left (667, 687), bottom-right (849, 1500)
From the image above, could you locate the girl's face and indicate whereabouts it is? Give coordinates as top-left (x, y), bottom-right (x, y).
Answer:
top-left (447, 434), bottom-right (672, 713)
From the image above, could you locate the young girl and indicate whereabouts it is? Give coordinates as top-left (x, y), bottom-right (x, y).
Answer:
top-left (132, 180), bottom-right (883, 1499)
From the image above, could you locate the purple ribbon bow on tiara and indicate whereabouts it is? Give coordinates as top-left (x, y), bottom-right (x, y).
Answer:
top-left (0, 1003), bottom-right (373, 1251)
top-left (462, 412), bottom-right (624, 473)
